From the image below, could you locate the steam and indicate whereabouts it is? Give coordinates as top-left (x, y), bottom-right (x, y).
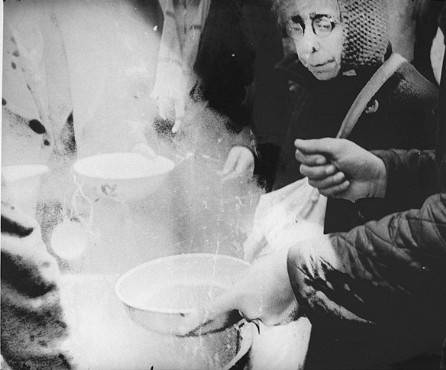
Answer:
top-left (6, 0), bottom-right (267, 274)
top-left (3, 1), bottom-right (265, 368)
top-left (3, 0), bottom-right (265, 284)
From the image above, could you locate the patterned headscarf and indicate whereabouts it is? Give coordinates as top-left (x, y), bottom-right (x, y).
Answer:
top-left (338, 0), bottom-right (389, 69)
top-left (274, 0), bottom-right (390, 69)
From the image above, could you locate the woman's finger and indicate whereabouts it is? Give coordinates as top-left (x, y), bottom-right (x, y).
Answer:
top-left (295, 149), bottom-right (328, 166)
top-left (221, 150), bottom-right (238, 176)
top-left (235, 153), bottom-right (254, 174)
top-left (222, 162), bottom-right (245, 181)
top-left (295, 138), bottom-right (341, 156)
top-left (300, 164), bottom-right (336, 179)
top-left (319, 181), bottom-right (350, 198)
top-left (309, 171), bottom-right (346, 190)
top-left (222, 148), bottom-right (254, 181)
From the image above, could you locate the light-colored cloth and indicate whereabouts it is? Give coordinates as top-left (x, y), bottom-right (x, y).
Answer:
top-left (152, 0), bottom-right (211, 126)
top-left (242, 179), bottom-right (325, 370)
top-left (244, 178), bottom-right (326, 262)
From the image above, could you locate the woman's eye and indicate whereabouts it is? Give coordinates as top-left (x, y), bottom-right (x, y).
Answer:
top-left (314, 17), bottom-right (334, 33)
top-left (287, 21), bottom-right (304, 37)
top-left (293, 24), bottom-right (304, 33)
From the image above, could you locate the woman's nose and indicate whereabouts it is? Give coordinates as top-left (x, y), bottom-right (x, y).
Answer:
top-left (295, 30), bottom-right (320, 59)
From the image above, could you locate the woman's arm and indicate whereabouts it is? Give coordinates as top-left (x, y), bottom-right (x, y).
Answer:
top-left (287, 192), bottom-right (446, 327)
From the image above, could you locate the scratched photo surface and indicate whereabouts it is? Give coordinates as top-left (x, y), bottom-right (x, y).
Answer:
top-left (1, 0), bottom-right (445, 369)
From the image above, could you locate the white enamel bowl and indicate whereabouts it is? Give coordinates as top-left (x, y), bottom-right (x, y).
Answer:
top-left (115, 253), bottom-right (252, 369)
top-left (73, 153), bottom-right (174, 201)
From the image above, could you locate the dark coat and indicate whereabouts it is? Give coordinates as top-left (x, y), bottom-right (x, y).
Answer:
top-left (194, 0), bottom-right (255, 132)
top-left (286, 15), bottom-right (446, 369)
top-left (260, 54), bottom-right (438, 233)
top-left (290, 151), bottom-right (446, 370)
top-left (194, 0), bottom-right (289, 139)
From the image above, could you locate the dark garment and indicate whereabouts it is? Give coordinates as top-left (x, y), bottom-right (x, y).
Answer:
top-left (413, 0), bottom-right (445, 83)
top-left (269, 54), bottom-right (438, 233)
top-left (286, 11), bottom-right (446, 368)
top-left (438, 7), bottom-right (446, 193)
top-left (241, 0), bottom-right (290, 189)
top-left (291, 192), bottom-right (446, 370)
top-left (291, 149), bottom-right (446, 370)
top-left (194, 0), bottom-right (290, 142)
top-left (194, 0), bottom-right (255, 132)
top-left (241, 0), bottom-right (290, 144)
top-left (1, 203), bottom-right (72, 369)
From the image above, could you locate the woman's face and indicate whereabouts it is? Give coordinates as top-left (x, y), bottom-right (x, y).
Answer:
top-left (284, 0), bottom-right (344, 80)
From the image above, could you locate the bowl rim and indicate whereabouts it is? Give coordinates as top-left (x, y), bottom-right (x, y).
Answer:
top-left (2, 164), bottom-right (49, 181)
top-left (115, 253), bottom-right (250, 314)
top-left (73, 152), bottom-right (175, 180)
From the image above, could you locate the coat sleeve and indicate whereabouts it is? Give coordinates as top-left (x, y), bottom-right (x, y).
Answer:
top-left (374, 148), bottom-right (439, 210)
top-left (287, 192), bottom-right (446, 330)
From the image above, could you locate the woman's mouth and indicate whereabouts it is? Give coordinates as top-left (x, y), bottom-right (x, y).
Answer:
top-left (309, 59), bottom-right (335, 72)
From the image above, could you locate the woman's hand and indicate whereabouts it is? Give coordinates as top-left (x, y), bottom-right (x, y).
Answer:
top-left (156, 96), bottom-right (185, 134)
top-left (295, 138), bottom-right (387, 201)
top-left (220, 146), bottom-right (255, 182)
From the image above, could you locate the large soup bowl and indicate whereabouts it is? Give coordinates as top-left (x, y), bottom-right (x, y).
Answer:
top-left (115, 253), bottom-right (253, 369)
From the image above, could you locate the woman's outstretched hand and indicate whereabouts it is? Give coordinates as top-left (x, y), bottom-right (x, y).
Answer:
top-left (295, 138), bottom-right (387, 201)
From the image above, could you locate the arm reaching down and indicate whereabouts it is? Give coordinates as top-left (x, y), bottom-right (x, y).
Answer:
top-left (288, 193), bottom-right (446, 328)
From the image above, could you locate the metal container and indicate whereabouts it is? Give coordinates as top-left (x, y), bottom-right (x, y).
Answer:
top-left (115, 253), bottom-right (252, 369)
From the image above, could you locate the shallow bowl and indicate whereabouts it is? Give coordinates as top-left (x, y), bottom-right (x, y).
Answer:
top-left (73, 152), bottom-right (174, 201)
top-left (115, 253), bottom-right (251, 369)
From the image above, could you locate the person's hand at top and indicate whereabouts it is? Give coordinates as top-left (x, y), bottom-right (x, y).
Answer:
top-left (295, 138), bottom-right (387, 202)
top-left (220, 146), bottom-right (255, 182)
top-left (156, 95), bottom-right (185, 134)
